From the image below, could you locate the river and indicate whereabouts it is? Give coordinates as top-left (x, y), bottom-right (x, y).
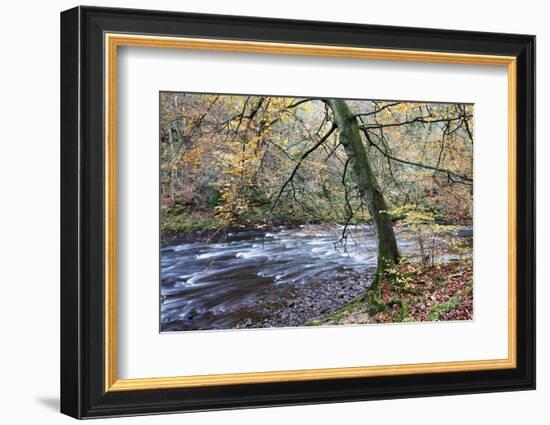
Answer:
top-left (160, 225), bottom-right (470, 332)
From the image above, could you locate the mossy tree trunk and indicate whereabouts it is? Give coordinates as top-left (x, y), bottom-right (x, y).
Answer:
top-left (327, 99), bottom-right (399, 291)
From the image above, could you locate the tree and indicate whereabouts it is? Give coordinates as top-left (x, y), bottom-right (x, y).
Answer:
top-left (326, 99), bottom-right (399, 289)
top-left (160, 93), bottom-right (474, 294)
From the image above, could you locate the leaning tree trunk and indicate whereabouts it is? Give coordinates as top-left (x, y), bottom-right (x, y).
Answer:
top-left (327, 99), bottom-right (399, 290)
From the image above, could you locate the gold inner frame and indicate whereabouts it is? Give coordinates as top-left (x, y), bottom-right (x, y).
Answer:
top-left (104, 33), bottom-right (517, 392)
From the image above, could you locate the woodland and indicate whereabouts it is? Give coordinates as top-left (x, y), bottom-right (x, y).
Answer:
top-left (159, 92), bottom-right (474, 331)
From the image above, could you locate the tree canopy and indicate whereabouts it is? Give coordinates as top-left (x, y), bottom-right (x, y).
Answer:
top-left (160, 92), bottom-right (473, 234)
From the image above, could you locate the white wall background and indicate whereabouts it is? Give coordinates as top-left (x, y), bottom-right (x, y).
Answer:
top-left (0, 0), bottom-right (544, 423)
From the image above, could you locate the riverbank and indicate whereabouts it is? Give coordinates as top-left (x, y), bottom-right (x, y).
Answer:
top-left (161, 209), bottom-right (316, 243)
top-left (308, 257), bottom-right (473, 326)
top-left (160, 207), bottom-right (337, 237)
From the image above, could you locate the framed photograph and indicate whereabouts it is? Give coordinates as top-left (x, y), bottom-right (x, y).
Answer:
top-left (60, 6), bottom-right (535, 419)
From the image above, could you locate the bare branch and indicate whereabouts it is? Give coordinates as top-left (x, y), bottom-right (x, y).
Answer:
top-left (286, 98), bottom-right (314, 109)
top-left (268, 125), bottom-right (337, 218)
top-left (360, 128), bottom-right (473, 183)
top-left (353, 102), bottom-right (400, 118)
top-left (360, 114), bottom-right (472, 130)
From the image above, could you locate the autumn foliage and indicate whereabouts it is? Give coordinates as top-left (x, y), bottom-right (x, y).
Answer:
top-left (160, 93), bottom-right (473, 233)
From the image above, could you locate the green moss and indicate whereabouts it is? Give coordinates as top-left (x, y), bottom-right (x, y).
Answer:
top-left (161, 213), bottom-right (217, 233)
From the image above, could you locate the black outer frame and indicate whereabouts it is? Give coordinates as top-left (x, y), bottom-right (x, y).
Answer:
top-left (60, 6), bottom-right (535, 419)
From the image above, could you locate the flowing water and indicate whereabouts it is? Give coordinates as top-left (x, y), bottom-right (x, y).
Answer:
top-left (160, 225), bottom-right (470, 332)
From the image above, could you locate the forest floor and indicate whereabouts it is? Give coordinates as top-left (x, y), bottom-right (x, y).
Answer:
top-left (308, 257), bottom-right (473, 326)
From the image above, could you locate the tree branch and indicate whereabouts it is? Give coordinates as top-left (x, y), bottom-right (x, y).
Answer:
top-left (360, 114), bottom-right (471, 130)
top-left (268, 124), bottom-right (337, 218)
top-left (360, 128), bottom-right (473, 183)
top-left (286, 98), bottom-right (314, 109)
top-left (354, 102), bottom-right (400, 118)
